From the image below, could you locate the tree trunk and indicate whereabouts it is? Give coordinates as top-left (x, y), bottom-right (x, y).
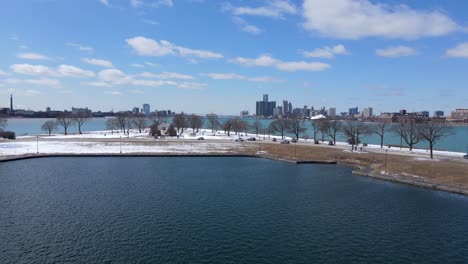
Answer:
top-left (78, 125), bottom-right (82, 134)
top-left (430, 142), bottom-right (434, 159)
top-left (380, 135), bottom-right (384, 148)
top-left (64, 127), bottom-right (67, 135)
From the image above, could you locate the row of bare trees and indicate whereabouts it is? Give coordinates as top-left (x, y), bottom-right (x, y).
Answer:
top-left (41, 113), bottom-right (90, 136)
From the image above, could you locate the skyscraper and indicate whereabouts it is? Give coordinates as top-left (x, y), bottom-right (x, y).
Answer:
top-left (282, 100), bottom-right (289, 115)
top-left (328, 108), bottom-right (336, 118)
top-left (363, 107), bottom-right (373, 118)
top-left (256, 94), bottom-right (276, 117)
top-left (10, 94), bottom-right (13, 111)
top-left (143, 104), bottom-right (150, 116)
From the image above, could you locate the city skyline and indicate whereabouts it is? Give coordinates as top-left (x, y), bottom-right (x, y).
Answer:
top-left (0, 0), bottom-right (467, 114)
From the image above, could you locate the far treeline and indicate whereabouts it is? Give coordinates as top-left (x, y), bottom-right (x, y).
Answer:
top-left (0, 113), bottom-right (454, 159)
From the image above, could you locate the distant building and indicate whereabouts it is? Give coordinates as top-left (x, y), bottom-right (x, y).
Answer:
top-left (132, 107), bottom-right (139, 114)
top-left (451, 109), bottom-right (468, 121)
top-left (10, 94), bottom-right (13, 112)
top-left (399, 109), bottom-right (407, 116)
top-left (282, 100), bottom-right (289, 116)
top-left (71, 107), bottom-right (92, 117)
top-left (362, 107), bottom-right (373, 118)
top-left (256, 94), bottom-right (276, 117)
top-left (143, 104), bottom-right (150, 116)
top-left (434, 111), bottom-right (445, 118)
top-left (240, 110), bottom-right (249, 118)
top-left (349, 107), bottom-right (359, 117)
top-left (273, 106), bottom-right (283, 117)
top-left (46, 107), bottom-right (51, 112)
top-left (328, 108), bottom-right (336, 118)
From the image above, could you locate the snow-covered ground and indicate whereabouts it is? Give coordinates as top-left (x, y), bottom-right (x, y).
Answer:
top-left (1, 128), bottom-right (465, 160)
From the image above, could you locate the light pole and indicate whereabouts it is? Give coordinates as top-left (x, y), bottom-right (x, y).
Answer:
top-left (36, 136), bottom-right (39, 154)
top-left (294, 141), bottom-right (297, 160)
top-left (119, 136), bottom-right (122, 154)
top-left (385, 149), bottom-right (388, 174)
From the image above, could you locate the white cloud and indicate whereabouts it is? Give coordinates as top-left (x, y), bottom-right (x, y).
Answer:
top-left (17, 53), bottom-right (49, 60)
top-left (129, 89), bottom-right (145, 94)
top-left (99, 0), bottom-right (109, 5)
top-left (105, 91), bottom-right (122, 96)
top-left (142, 19), bottom-right (159, 25)
top-left (177, 82), bottom-right (207, 89)
top-left (224, 1), bottom-right (297, 19)
top-left (233, 54), bottom-right (330, 71)
top-left (82, 81), bottom-right (112, 88)
top-left (445, 43), bottom-right (468, 58)
top-left (204, 73), bottom-right (245, 80)
top-left (203, 73), bottom-right (282, 83)
top-left (131, 63), bottom-right (145, 68)
top-left (145, 62), bottom-right (159, 67)
top-left (376, 46), bottom-right (418, 58)
top-left (5, 78), bottom-right (61, 88)
top-left (82, 58), bottom-right (113, 67)
top-left (56, 65), bottom-right (95, 78)
top-left (24, 89), bottom-right (41, 96)
top-left (98, 68), bottom-right (178, 87)
top-left (302, 44), bottom-right (349, 58)
top-left (126, 36), bottom-right (223, 59)
top-left (0, 69), bottom-right (8, 76)
top-left (130, 0), bottom-right (173, 8)
top-left (276, 61), bottom-right (330, 71)
top-left (156, 72), bottom-right (194, 80)
top-left (66, 42), bottom-right (94, 52)
top-left (10, 64), bottom-right (56, 76)
top-left (11, 64), bottom-right (95, 78)
top-left (232, 17), bottom-right (263, 34)
top-left (302, 0), bottom-right (459, 39)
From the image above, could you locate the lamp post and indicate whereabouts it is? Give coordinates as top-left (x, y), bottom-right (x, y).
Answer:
top-left (36, 136), bottom-right (39, 154)
top-left (119, 136), bottom-right (122, 154)
top-left (294, 141), bottom-right (297, 160)
top-left (385, 149), bottom-right (388, 174)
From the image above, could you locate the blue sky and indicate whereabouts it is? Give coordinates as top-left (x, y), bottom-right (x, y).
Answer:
top-left (0, 0), bottom-right (467, 115)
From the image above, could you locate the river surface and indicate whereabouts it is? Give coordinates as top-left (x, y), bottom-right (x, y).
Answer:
top-left (3, 118), bottom-right (468, 152)
top-left (0, 157), bottom-right (467, 263)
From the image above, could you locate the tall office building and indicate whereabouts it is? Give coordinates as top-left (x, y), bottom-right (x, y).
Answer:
top-left (256, 94), bottom-right (276, 117)
top-left (349, 107), bottom-right (359, 117)
top-left (143, 104), bottom-right (150, 116)
top-left (328, 107), bottom-right (336, 118)
top-left (282, 100), bottom-right (289, 115)
top-left (363, 107), bottom-right (373, 118)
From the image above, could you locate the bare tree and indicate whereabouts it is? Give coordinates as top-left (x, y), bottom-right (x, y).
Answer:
top-left (167, 124), bottom-right (177, 137)
top-left (310, 120), bottom-right (320, 141)
top-left (372, 122), bottom-right (389, 148)
top-left (116, 112), bottom-right (129, 133)
top-left (41, 120), bottom-right (57, 136)
top-left (56, 113), bottom-right (74, 135)
top-left (72, 112), bottom-right (88, 134)
top-left (392, 120), bottom-right (421, 151)
top-left (105, 118), bottom-right (118, 134)
top-left (239, 120), bottom-right (249, 136)
top-left (0, 117), bottom-right (7, 131)
top-left (150, 112), bottom-right (168, 124)
top-left (269, 119), bottom-right (290, 139)
top-left (252, 119), bottom-right (263, 137)
top-left (222, 119), bottom-right (233, 136)
top-left (132, 114), bottom-right (148, 133)
top-left (318, 120), bottom-right (329, 141)
top-left (173, 113), bottom-right (188, 135)
top-left (206, 113), bottom-right (220, 132)
top-left (419, 121), bottom-right (453, 159)
top-left (287, 115), bottom-right (306, 140)
top-left (231, 118), bottom-right (241, 135)
top-left (188, 114), bottom-right (203, 133)
top-left (343, 121), bottom-right (372, 146)
top-left (324, 120), bottom-right (342, 145)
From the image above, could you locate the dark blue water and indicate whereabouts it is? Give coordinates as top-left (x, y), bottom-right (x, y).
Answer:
top-left (0, 157), bottom-right (467, 263)
top-left (5, 118), bottom-right (468, 152)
